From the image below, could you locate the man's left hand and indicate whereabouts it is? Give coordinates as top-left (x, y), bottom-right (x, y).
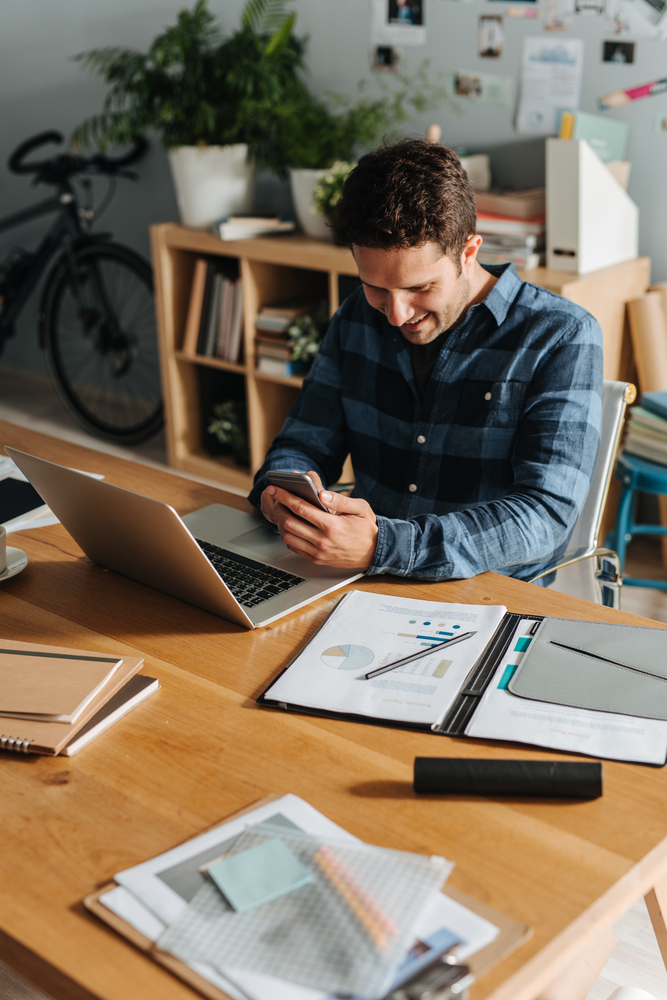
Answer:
top-left (263, 476), bottom-right (378, 569)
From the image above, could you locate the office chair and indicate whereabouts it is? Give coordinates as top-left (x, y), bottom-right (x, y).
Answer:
top-left (529, 380), bottom-right (636, 609)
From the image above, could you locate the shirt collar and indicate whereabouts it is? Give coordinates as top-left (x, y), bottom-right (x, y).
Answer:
top-left (476, 263), bottom-right (523, 327)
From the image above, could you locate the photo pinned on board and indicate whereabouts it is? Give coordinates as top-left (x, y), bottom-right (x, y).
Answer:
top-left (388, 0), bottom-right (423, 25)
top-left (478, 16), bottom-right (504, 57)
top-left (576, 0), bottom-right (605, 13)
top-left (545, 0), bottom-right (575, 31)
top-left (370, 0), bottom-right (426, 45)
top-left (451, 70), bottom-right (512, 107)
top-left (372, 45), bottom-right (402, 71)
top-left (602, 40), bottom-right (635, 61)
top-left (454, 72), bottom-right (483, 98)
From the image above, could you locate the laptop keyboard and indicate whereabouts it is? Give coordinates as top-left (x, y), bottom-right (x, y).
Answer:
top-left (195, 539), bottom-right (306, 608)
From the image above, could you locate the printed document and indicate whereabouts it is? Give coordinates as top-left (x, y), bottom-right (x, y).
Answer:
top-left (516, 37), bottom-right (583, 134)
top-left (263, 590), bottom-right (507, 726)
top-left (466, 618), bottom-right (667, 765)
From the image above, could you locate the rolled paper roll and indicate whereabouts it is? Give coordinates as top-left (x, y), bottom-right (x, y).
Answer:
top-left (627, 292), bottom-right (667, 393)
top-left (648, 281), bottom-right (667, 327)
top-left (413, 758), bottom-right (603, 798)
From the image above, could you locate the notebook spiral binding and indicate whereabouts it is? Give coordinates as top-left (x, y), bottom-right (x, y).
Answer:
top-left (0, 735), bottom-right (33, 753)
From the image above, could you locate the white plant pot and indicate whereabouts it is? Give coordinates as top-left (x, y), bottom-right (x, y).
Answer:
top-left (168, 144), bottom-right (255, 228)
top-left (289, 168), bottom-right (333, 240)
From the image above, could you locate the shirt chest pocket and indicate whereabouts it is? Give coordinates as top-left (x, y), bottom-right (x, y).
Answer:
top-left (453, 379), bottom-right (528, 428)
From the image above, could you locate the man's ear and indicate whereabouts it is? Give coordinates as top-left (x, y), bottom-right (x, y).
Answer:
top-left (461, 235), bottom-right (482, 270)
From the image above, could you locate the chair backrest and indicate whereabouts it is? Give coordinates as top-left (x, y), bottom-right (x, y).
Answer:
top-left (564, 380), bottom-right (634, 556)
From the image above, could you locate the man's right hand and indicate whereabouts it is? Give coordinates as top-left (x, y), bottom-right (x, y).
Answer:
top-left (260, 470), bottom-right (324, 526)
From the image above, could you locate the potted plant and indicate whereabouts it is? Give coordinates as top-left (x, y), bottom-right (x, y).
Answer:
top-left (264, 63), bottom-right (452, 238)
top-left (72, 0), bottom-right (307, 227)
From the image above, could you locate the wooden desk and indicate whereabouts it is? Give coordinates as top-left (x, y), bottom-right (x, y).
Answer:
top-left (2, 419), bottom-right (667, 1000)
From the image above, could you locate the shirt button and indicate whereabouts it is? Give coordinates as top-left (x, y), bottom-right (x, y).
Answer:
top-left (484, 391), bottom-right (492, 401)
top-left (417, 435), bottom-right (426, 444)
top-left (409, 483), bottom-right (417, 493)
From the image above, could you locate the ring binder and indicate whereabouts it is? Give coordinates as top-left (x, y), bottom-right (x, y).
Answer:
top-left (432, 615), bottom-right (543, 736)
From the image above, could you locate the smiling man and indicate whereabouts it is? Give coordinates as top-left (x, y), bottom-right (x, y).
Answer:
top-left (248, 139), bottom-right (603, 583)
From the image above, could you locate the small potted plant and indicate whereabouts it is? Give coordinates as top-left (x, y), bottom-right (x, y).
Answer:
top-left (72, 0), bottom-right (307, 227)
top-left (264, 63), bottom-right (452, 238)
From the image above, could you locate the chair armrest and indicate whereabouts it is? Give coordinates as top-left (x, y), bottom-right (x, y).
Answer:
top-left (528, 548), bottom-right (622, 584)
top-left (528, 549), bottom-right (622, 610)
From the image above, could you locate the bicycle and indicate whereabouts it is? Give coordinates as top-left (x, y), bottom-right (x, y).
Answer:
top-left (0, 130), bottom-right (163, 445)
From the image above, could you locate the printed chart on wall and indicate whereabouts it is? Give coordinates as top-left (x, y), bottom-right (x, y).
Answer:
top-left (516, 37), bottom-right (584, 134)
top-left (263, 591), bottom-right (506, 727)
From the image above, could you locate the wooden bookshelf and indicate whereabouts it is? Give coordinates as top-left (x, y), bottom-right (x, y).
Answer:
top-left (151, 222), bottom-right (649, 494)
top-left (150, 224), bottom-right (358, 492)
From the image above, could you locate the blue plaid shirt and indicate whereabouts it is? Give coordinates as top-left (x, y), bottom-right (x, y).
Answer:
top-left (249, 264), bottom-right (603, 582)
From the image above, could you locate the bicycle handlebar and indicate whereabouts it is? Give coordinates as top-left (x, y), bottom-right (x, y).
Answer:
top-left (7, 132), bottom-right (148, 181)
top-left (91, 136), bottom-right (149, 170)
top-left (8, 130), bottom-right (64, 174)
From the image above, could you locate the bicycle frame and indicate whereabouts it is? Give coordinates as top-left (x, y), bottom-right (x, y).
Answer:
top-left (0, 191), bottom-right (105, 340)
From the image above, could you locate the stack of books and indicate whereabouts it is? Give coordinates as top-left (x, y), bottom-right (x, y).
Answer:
top-left (182, 258), bottom-right (244, 364)
top-left (0, 639), bottom-right (158, 756)
top-left (212, 214), bottom-right (296, 242)
top-left (624, 392), bottom-right (667, 467)
top-left (255, 300), bottom-right (318, 377)
top-left (475, 189), bottom-right (546, 270)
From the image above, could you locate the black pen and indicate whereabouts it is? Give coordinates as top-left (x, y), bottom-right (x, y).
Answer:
top-left (361, 631), bottom-right (477, 680)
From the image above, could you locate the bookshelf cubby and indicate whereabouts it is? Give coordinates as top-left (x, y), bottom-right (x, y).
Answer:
top-left (150, 223), bottom-right (359, 492)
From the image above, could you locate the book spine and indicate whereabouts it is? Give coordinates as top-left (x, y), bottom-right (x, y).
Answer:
top-left (0, 734), bottom-right (34, 753)
top-left (196, 264), bottom-right (216, 355)
top-left (181, 258), bottom-right (208, 355)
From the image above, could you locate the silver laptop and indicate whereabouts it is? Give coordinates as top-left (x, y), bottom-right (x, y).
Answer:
top-left (6, 448), bottom-right (364, 629)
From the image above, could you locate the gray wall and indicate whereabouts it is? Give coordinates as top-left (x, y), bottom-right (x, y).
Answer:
top-left (1, 0), bottom-right (665, 373)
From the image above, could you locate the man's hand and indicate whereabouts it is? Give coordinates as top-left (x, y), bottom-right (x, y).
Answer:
top-left (260, 471), bottom-right (378, 569)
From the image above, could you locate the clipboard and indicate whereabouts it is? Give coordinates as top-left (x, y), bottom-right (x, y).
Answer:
top-left (83, 797), bottom-right (531, 1000)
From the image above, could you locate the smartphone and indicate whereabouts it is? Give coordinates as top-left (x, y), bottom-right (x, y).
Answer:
top-left (265, 470), bottom-right (330, 512)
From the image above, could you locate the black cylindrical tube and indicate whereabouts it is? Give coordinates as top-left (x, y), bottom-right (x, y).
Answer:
top-left (414, 758), bottom-right (603, 798)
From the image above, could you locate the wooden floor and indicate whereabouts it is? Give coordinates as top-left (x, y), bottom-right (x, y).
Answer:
top-left (1, 362), bottom-right (666, 1000)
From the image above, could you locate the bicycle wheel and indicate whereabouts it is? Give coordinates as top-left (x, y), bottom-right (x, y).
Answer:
top-left (41, 242), bottom-right (163, 445)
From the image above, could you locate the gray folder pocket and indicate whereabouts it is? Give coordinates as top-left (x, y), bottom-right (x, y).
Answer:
top-left (508, 617), bottom-right (667, 720)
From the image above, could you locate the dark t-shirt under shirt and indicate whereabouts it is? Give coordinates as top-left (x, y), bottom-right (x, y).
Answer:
top-left (410, 329), bottom-right (449, 400)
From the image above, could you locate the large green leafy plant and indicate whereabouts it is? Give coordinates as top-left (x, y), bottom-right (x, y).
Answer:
top-left (72, 0), bottom-right (307, 163)
top-left (267, 61), bottom-right (454, 173)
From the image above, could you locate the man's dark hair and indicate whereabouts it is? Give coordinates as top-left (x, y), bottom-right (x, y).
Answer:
top-left (330, 139), bottom-right (477, 266)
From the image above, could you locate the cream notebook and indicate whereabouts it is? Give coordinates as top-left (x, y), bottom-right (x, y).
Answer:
top-left (0, 652), bottom-right (144, 754)
top-left (0, 639), bottom-right (123, 723)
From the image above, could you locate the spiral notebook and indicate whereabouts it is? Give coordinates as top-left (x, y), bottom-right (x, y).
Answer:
top-left (0, 643), bottom-right (145, 755)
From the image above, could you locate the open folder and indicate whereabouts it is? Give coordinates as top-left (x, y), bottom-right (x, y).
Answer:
top-left (258, 591), bottom-right (667, 766)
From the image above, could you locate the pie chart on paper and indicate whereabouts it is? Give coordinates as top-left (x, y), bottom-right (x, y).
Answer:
top-left (321, 644), bottom-right (374, 671)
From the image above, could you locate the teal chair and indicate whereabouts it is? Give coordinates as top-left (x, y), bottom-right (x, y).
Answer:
top-left (608, 450), bottom-right (667, 591)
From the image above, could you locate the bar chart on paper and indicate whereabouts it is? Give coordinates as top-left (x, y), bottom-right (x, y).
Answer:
top-left (393, 619), bottom-right (466, 677)
top-left (262, 593), bottom-right (508, 727)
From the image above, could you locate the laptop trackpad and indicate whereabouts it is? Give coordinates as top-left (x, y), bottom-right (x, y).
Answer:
top-left (228, 525), bottom-right (357, 580)
top-left (228, 525), bottom-right (291, 563)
